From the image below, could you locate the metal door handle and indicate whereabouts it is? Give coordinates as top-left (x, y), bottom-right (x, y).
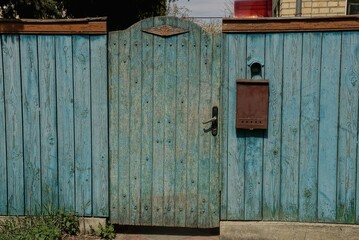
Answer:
top-left (202, 116), bottom-right (217, 124)
top-left (202, 106), bottom-right (218, 136)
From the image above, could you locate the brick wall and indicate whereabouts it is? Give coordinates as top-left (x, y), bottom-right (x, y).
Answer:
top-left (278, 0), bottom-right (347, 17)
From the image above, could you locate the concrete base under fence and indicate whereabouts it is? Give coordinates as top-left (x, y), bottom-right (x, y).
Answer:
top-left (220, 221), bottom-right (359, 240)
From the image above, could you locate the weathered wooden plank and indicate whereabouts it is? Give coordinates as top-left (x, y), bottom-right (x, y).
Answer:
top-left (117, 29), bottom-right (131, 224)
top-left (129, 23), bottom-right (142, 225)
top-left (263, 33), bottom-right (283, 220)
top-left (20, 35), bottom-right (41, 214)
top-left (174, 19), bottom-right (189, 227)
top-left (38, 35), bottom-right (58, 209)
top-left (280, 33), bottom-right (302, 221)
top-left (0, 37), bottom-right (7, 215)
top-left (3, 35), bottom-right (24, 215)
top-left (209, 33), bottom-right (221, 228)
top-left (185, 21), bottom-right (201, 227)
top-left (226, 34), bottom-right (246, 220)
top-left (73, 36), bottom-right (92, 216)
top-left (163, 17), bottom-right (178, 226)
top-left (298, 32), bottom-right (321, 222)
top-left (220, 33), bottom-right (229, 220)
top-left (152, 17), bottom-right (166, 226)
top-left (198, 30), bottom-right (213, 227)
top-left (337, 32), bottom-right (358, 223)
top-left (0, 17), bottom-right (107, 34)
top-left (222, 16), bottom-right (359, 33)
top-left (56, 35), bottom-right (75, 212)
top-left (90, 35), bottom-right (108, 217)
top-left (140, 17), bottom-right (155, 225)
top-left (108, 31), bottom-right (120, 222)
top-left (318, 32), bottom-right (341, 222)
top-left (244, 34), bottom-right (265, 220)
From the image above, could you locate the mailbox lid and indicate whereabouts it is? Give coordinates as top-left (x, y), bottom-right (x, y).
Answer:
top-left (236, 79), bottom-right (269, 129)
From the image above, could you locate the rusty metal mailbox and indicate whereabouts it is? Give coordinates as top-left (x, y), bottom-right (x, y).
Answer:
top-left (236, 79), bottom-right (269, 130)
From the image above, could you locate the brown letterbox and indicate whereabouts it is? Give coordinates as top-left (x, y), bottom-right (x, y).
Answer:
top-left (236, 79), bottom-right (269, 130)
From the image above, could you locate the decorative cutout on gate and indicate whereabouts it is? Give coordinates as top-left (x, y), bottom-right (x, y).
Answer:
top-left (142, 25), bottom-right (189, 37)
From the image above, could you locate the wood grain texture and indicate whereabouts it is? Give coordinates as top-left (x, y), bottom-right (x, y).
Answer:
top-left (151, 17), bottom-right (166, 226)
top-left (140, 17), bottom-right (155, 225)
top-left (263, 33), bottom-right (283, 221)
top-left (299, 32), bottom-right (321, 222)
top-left (0, 18), bottom-right (107, 34)
top-left (185, 19), bottom-right (201, 227)
top-left (3, 35), bottom-right (24, 215)
top-left (108, 31), bottom-right (120, 222)
top-left (280, 33), bottom-right (302, 221)
top-left (73, 36), bottom-right (92, 216)
top-left (244, 34), bottom-right (265, 220)
top-left (163, 17), bottom-right (178, 226)
top-left (174, 18), bottom-right (189, 227)
top-left (0, 37), bottom-right (7, 215)
top-left (209, 33), bottom-right (221, 228)
top-left (38, 35), bottom-right (58, 209)
top-left (222, 16), bottom-right (359, 33)
top-left (337, 32), bottom-right (358, 223)
top-left (20, 35), bottom-right (41, 214)
top-left (56, 35), bottom-right (75, 212)
top-left (226, 34), bottom-right (246, 220)
top-left (318, 32), bottom-right (341, 222)
top-left (117, 29), bottom-right (131, 224)
top-left (91, 35), bottom-right (108, 217)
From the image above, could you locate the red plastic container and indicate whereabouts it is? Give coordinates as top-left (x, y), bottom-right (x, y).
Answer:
top-left (234, 0), bottom-right (272, 18)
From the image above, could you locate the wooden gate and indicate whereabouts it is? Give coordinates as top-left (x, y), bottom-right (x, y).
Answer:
top-left (108, 17), bottom-right (222, 228)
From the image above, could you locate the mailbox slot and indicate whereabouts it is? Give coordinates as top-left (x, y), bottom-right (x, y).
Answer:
top-left (236, 79), bottom-right (269, 130)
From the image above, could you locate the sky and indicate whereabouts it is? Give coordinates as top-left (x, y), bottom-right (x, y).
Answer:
top-left (176, 0), bottom-right (231, 17)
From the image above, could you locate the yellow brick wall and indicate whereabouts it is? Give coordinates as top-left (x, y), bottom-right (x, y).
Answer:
top-left (278, 0), bottom-right (346, 17)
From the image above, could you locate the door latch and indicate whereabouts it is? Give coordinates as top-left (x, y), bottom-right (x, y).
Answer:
top-left (202, 106), bottom-right (218, 136)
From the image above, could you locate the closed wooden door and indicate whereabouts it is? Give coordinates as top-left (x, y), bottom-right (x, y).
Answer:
top-left (108, 16), bottom-right (222, 228)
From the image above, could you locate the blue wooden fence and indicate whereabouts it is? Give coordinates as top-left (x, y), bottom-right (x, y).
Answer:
top-left (221, 31), bottom-right (359, 223)
top-left (0, 33), bottom-right (108, 216)
top-left (0, 17), bottom-right (359, 227)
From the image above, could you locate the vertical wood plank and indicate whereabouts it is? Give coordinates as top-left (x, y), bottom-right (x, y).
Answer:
top-left (298, 32), bottom-right (321, 222)
top-left (108, 31), bottom-right (120, 222)
top-left (3, 35), bottom-right (24, 215)
top-left (152, 17), bottom-right (166, 226)
top-left (73, 36), bottom-right (92, 216)
top-left (38, 36), bottom-right (58, 209)
top-left (56, 36), bottom-right (75, 212)
top-left (140, 17), bottom-right (154, 225)
top-left (318, 32), bottom-right (341, 222)
top-left (118, 29), bottom-right (131, 224)
top-left (0, 37), bottom-right (7, 215)
top-left (244, 34), bottom-right (265, 220)
top-left (209, 33), bottom-right (221, 227)
top-left (263, 33), bottom-right (283, 220)
top-left (20, 35), bottom-right (41, 214)
top-left (91, 35), bottom-right (109, 217)
top-left (129, 24), bottom-right (142, 225)
top-left (281, 33), bottom-right (302, 221)
top-left (226, 34), bottom-right (246, 220)
top-left (198, 30), bottom-right (213, 227)
top-left (163, 17), bottom-right (178, 226)
top-left (220, 33), bottom-right (229, 220)
top-left (174, 19), bottom-right (189, 227)
top-left (337, 32), bottom-right (358, 223)
top-left (185, 21), bottom-right (201, 227)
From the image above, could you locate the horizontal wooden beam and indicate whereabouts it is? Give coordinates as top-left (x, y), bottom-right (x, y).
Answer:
top-left (222, 16), bottom-right (359, 33)
top-left (0, 17), bottom-right (107, 34)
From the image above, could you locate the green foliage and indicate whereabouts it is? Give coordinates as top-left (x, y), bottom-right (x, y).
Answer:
top-left (90, 222), bottom-right (116, 240)
top-left (0, 0), bottom-right (179, 30)
top-left (0, 208), bottom-right (80, 240)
